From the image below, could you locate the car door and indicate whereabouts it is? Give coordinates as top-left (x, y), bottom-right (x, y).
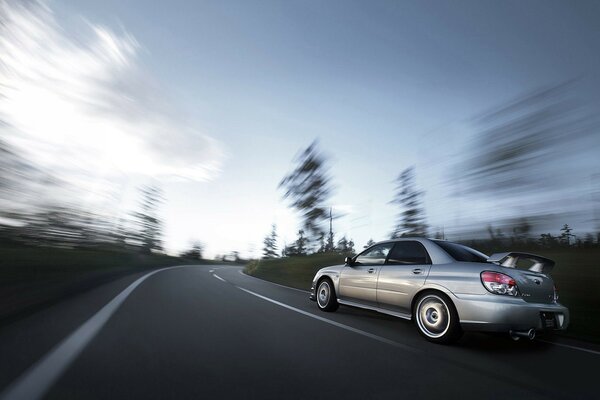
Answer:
top-left (338, 243), bottom-right (394, 307)
top-left (376, 241), bottom-right (432, 315)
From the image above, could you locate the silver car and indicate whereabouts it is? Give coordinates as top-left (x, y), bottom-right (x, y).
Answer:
top-left (309, 238), bottom-right (569, 344)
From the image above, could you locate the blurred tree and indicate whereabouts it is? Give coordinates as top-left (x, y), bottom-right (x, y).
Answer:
top-left (325, 206), bottom-right (335, 252)
top-left (286, 230), bottom-right (307, 256)
top-left (364, 238), bottom-right (376, 249)
top-left (583, 233), bottom-right (595, 248)
top-left (560, 224), bottom-right (574, 246)
top-left (279, 141), bottom-right (333, 248)
top-left (539, 233), bottom-right (558, 248)
top-left (262, 224), bottom-right (279, 259)
top-left (336, 236), bottom-right (355, 256)
top-left (316, 232), bottom-right (326, 253)
top-left (181, 241), bottom-right (204, 260)
top-left (132, 186), bottom-right (164, 254)
top-left (390, 167), bottom-right (428, 238)
top-left (455, 82), bottom-right (595, 195)
top-left (511, 217), bottom-right (531, 242)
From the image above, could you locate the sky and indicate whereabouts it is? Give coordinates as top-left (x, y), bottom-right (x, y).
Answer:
top-left (1, 0), bottom-right (600, 257)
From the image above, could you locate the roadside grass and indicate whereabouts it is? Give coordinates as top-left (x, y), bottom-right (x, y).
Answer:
top-left (245, 253), bottom-right (343, 291)
top-left (245, 249), bottom-right (600, 343)
top-left (0, 244), bottom-right (218, 324)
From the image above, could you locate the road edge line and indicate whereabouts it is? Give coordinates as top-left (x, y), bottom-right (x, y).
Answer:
top-left (0, 265), bottom-right (191, 400)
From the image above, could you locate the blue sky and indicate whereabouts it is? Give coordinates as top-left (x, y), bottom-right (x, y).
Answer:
top-left (3, 0), bottom-right (600, 257)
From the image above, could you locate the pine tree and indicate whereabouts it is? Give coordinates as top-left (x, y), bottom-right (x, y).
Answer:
top-left (295, 229), bottom-right (307, 256)
top-left (132, 186), bottom-right (164, 254)
top-left (262, 224), bottom-right (279, 259)
top-left (279, 141), bottom-right (333, 248)
top-left (560, 224), bottom-right (574, 246)
top-left (336, 236), bottom-right (356, 256)
top-left (364, 238), bottom-right (376, 249)
top-left (390, 167), bottom-right (428, 238)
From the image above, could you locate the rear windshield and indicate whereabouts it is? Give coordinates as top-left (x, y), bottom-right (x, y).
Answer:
top-left (433, 240), bottom-right (489, 263)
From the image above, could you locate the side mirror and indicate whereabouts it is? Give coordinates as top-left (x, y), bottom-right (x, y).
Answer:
top-left (345, 256), bottom-right (353, 266)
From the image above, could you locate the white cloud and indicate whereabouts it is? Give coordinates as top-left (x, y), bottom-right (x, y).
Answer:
top-left (0, 0), bottom-right (223, 191)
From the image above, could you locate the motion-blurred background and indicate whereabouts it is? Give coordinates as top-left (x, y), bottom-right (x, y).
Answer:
top-left (1, 0), bottom-right (599, 340)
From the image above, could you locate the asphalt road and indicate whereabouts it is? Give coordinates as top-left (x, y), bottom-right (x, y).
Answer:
top-left (0, 265), bottom-right (598, 399)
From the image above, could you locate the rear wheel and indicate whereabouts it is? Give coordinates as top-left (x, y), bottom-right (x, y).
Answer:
top-left (316, 278), bottom-right (338, 312)
top-left (414, 292), bottom-right (462, 344)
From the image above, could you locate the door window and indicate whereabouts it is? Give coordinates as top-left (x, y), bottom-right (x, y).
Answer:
top-left (354, 243), bottom-right (393, 265)
top-left (386, 241), bottom-right (430, 265)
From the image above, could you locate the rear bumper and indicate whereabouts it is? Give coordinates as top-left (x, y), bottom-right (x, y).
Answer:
top-left (455, 294), bottom-right (569, 332)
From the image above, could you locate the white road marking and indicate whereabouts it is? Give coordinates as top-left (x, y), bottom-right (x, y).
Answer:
top-left (538, 339), bottom-right (600, 356)
top-left (235, 286), bottom-right (419, 353)
top-left (212, 273), bottom-right (226, 282)
top-left (209, 269), bottom-right (214, 273)
top-left (0, 265), bottom-right (190, 400)
top-left (234, 273), bottom-right (600, 358)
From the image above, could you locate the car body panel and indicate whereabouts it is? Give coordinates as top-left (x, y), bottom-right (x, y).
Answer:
top-left (377, 263), bottom-right (431, 314)
top-left (310, 238), bottom-right (570, 335)
top-left (338, 264), bottom-right (381, 307)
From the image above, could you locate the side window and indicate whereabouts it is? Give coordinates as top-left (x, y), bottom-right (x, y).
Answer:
top-left (387, 241), bottom-right (430, 265)
top-left (354, 243), bottom-right (393, 265)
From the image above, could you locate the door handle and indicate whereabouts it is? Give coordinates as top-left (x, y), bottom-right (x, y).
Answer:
top-left (412, 268), bottom-right (422, 274)
top-left (368, 268), bottom-right (375, 273)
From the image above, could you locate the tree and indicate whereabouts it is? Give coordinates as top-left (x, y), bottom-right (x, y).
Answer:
top-left (286, 230), bottom-right (308, 256)
top-left (181, 241), bottom-right (203, 260)
top-left (454, 82), bottom-right (593, 196)
top-left (325, 206), bottom-right (335, 252)
top-left (560, 224), bottom-right (574, 246)
top-left (539, 233), bottom-right (558, 248)
top-left (279, 141), bottom-right (333, 248)
top-left (364, 238), bottom-right (376, 249)
top-left (262, 224), bottom-right (279, 259)
top-left (390, 167), bottom-right (428, 238)
top-left (295, 229), bottom-right (308, 256)
top-left (511, 217), bottom-right (531, 242)
top-left (336, 236), bottom-right (355, 255)
top-left (132, 186), bottom-right (164, 254)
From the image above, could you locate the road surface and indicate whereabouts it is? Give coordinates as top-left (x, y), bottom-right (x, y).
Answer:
top-left (0, 265), bottom-right (598, 399)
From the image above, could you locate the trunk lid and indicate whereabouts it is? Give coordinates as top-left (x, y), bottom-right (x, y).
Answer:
top-left (509, 268), bottom-right (556, 304)
top-left (488, 252), bottom-right (556, 304)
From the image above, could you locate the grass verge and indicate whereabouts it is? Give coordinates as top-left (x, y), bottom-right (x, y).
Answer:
top-left (0, 245), bottom-right (215, 325)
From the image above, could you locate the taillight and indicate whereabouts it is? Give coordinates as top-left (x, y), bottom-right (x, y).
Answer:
top-left (553, 284), bottom-right (559, 302)
top-left (481, 271), bottom-right (519, 296)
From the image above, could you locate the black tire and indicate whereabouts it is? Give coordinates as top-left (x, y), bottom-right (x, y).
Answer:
top-left (413, 291), bottom-right (462, 344)
top-left (316, 278), bottom-right (339, 312)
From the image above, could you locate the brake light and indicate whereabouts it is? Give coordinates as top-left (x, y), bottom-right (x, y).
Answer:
top-left (481, 271), bottom-right (519, 296)
top-left (553, 284), bottom-right (559, 302)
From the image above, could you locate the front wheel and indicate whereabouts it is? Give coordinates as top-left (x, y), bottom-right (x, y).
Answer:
top-left (414, 292), bottom-right (462, 344)
top-left (316, 279), bottom-right (339, 312)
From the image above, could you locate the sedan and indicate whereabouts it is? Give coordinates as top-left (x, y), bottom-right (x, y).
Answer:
top-left (309, 238), bottom-right (569, 344)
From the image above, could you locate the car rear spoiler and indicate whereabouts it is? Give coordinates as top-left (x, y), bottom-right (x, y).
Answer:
top-left (487, 252), bottom-right (555, 274)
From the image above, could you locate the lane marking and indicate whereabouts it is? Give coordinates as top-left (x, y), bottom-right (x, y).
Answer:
top-left (538, 339), bottom-right (600, 356)
top-left (0, 265), bottom-right (191, 400)
top-left (212, 273), bottom-right (226, 282)
top-left (235, 286), bottom-right (418, 353)
top-left (232, 274), bottom-right (600, 358)
top-left (238, 270), bottom-right (310, 294)
top-left (209, 269), bottom-right (214, 273)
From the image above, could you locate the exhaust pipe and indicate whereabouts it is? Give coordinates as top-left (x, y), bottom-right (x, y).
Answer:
top-left (509, 328), bottom-right (536, 341)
